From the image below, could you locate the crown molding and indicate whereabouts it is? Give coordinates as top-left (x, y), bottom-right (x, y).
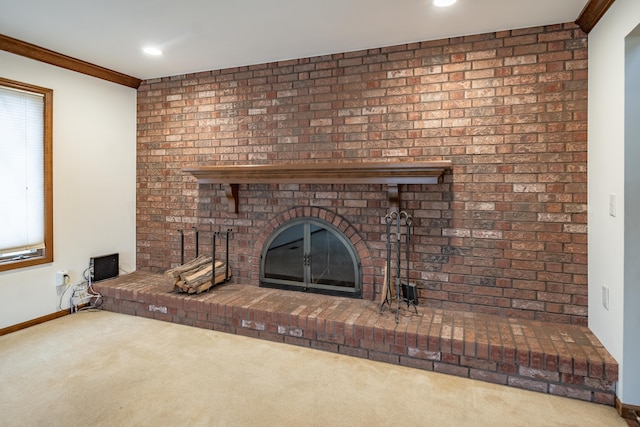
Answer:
top-left (0, 33), bottom-right (141, 89)
top-left (576, 0), bottom-right (616, 33)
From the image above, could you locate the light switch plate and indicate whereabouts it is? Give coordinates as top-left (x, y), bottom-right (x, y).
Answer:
top-left (602, 286), bottom-right (610, 310)
top-left (609, 194), bottom-right (616, 217)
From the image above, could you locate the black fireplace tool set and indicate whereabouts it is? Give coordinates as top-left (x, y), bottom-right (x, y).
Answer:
top-left (177, 226), bottom-right (232, 285)
top-left (380, 210), bottom-right (418, 323)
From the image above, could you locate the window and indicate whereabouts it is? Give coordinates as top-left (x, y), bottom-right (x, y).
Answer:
top-left (0, 77), bottom-right (53, 271)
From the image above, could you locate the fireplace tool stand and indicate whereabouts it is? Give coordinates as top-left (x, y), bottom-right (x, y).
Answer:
top-left (380, 210), bottom-right (418, 323)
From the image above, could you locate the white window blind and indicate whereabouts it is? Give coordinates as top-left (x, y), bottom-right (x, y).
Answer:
top-left (0, 85), bottom-right (45, 255)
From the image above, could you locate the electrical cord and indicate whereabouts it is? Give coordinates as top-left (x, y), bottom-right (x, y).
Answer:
top-left (69, 284), bottom-right (83, 314)
top-left (85, 278), bottom-right (103, 310)
top-left (82, 266), bottom-right (103, 311)
top-left (68, 266), bottom-right (104, 313)
top-left (57, 279), bottom-right (72, 311)
top-left (82, 266), bottom-right (92, 283)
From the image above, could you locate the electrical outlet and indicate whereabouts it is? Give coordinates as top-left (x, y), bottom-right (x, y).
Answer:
top-left (56, 270), bottom-right (69, 287)
top-left (602, 285), bottom-right (610, 310)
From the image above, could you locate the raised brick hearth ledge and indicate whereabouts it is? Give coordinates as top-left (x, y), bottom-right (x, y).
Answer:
top-left (95, 272), bottom-right (618, 405)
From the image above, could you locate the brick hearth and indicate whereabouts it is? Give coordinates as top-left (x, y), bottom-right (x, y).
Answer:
top-left (95, 271), bottom-right (618, 406)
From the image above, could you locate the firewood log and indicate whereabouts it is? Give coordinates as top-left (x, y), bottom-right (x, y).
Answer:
top-left (195, 281), bottom-right (213, 294)
top-left (174, 280), bottom-right (187, 292)
top-left (182, 264), bottom-right (213, 288)
top-left (213, 269), bottom-right (230, 285)
top-left (169, 258), bottom-right (231, 293)
top-left (164, 256), bottom-right (212, 282)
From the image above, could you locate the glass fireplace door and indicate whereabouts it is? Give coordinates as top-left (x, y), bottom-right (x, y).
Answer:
top-left (260, 218), bottom-right (361, 297)
top-left (262, 222), bottom-right (306, 284)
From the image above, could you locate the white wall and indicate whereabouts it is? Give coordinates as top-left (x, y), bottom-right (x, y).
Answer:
top-left (588, 0), bottom-right (640, 406)
top-left (0, 51), bottom-right (136, 328)
top-left (624, 30), bottom-right (640, 406)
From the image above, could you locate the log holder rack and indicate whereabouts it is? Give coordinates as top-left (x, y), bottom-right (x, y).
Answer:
top-left (177, 226), bottom-right (233, 286)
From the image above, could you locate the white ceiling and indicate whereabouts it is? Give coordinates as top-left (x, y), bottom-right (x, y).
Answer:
top-left (0, 0), bottom-right (589, 81)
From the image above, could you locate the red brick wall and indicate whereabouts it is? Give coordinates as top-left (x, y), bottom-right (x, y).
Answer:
top-left (136, 23), bottom-right (588, 324)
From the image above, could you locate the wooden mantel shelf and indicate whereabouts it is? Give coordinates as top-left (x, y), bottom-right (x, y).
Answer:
top-left (183, 161), bottom-right (451, 213)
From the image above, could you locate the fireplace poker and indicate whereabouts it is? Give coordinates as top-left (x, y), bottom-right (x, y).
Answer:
top-left (395, 211), bottom-right (402, 321)
top-left (380, 213), bottom-right (394, 313)
top-left (403, 213), bottom-right (417, 314)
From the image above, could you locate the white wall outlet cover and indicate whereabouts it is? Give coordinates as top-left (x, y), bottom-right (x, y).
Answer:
top-left (55, 270), bottom-right (68, 286)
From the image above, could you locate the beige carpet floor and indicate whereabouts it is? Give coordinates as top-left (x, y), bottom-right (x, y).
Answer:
top-left (0, 310), bottom-right (626, 427)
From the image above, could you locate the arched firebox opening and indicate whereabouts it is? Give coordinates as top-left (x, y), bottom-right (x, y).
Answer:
top-left (260, 217), bottom-right (362, 298)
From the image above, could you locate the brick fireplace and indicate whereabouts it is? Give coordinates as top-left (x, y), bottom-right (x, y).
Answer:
top-left (137, 22), bottom-right (588, 325)
top-left (116, 20), bottom-right (621, 408)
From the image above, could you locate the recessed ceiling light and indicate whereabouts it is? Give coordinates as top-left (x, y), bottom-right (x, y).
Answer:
top-left (434, 0), bottom-right (457, 7)
top-left (143, 47), bottom-right (163, 56)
